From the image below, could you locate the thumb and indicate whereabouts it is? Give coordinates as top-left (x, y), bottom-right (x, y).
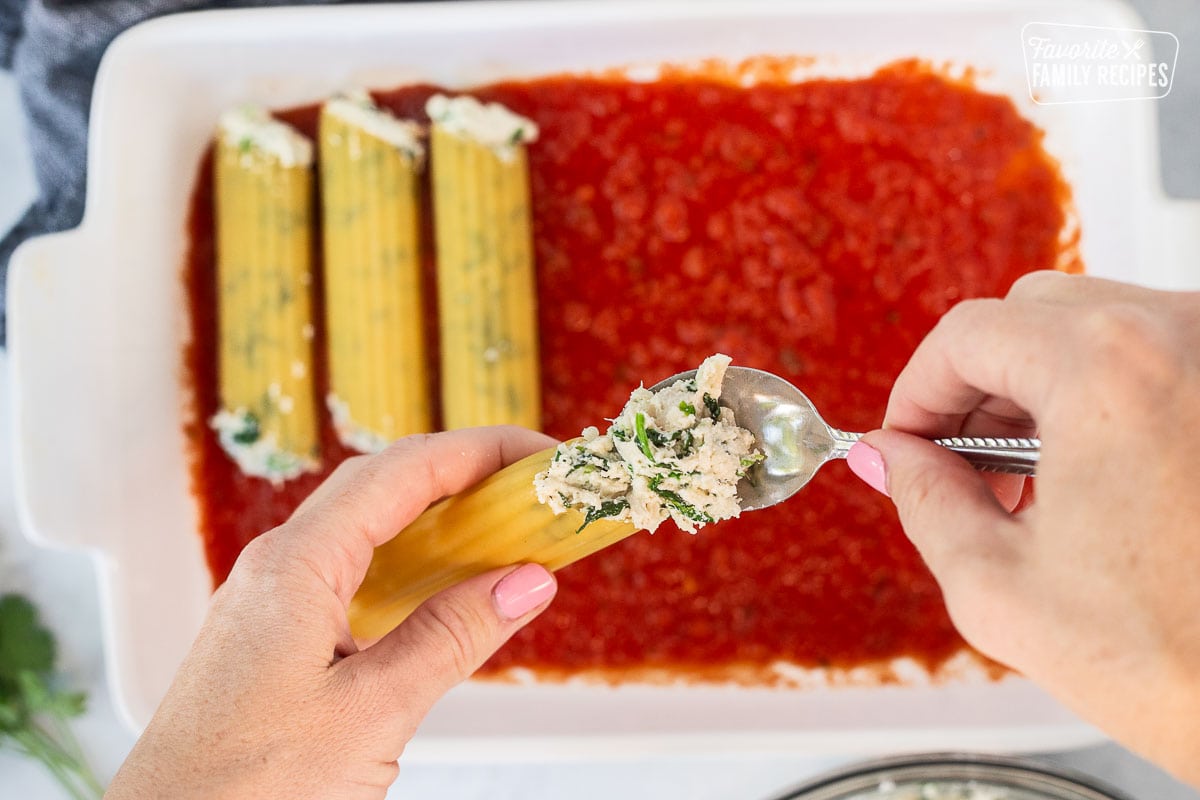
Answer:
top-left (354, 563), bottom-right (556, 719)
top-left (846, 431), bottom-right (1024, 598)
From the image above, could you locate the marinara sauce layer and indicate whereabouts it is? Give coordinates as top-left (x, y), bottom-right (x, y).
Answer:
top-left (184, 62), bottom-right (1076, 679)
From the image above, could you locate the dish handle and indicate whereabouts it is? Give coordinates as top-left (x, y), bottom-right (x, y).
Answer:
top-left (7, 227), bottom-right (121, 553)
top-left (1147, 196), bottom-right (1200, 290)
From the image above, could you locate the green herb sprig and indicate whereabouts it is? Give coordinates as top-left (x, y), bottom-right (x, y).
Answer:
top-left (0, 594), bottom-right (103, 800)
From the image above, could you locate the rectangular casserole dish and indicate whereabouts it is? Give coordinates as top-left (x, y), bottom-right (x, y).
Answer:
top-left (8, 0), bottom-right (1199, 758)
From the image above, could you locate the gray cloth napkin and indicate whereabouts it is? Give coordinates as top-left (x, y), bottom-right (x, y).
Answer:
top-left (0, 0), bottom-right (366, 346)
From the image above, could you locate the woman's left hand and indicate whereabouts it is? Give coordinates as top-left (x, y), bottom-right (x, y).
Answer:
top-left (107, 426), bottom-right (559, 800)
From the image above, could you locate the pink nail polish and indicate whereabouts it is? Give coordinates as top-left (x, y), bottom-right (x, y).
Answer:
top-left (493, 564), bottom-right (556, 620)
top-left (847, 442), bottom-right (889, 497)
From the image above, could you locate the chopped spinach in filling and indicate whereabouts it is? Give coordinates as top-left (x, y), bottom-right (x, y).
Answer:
top-left (534, 354), bottom-right (763, 534)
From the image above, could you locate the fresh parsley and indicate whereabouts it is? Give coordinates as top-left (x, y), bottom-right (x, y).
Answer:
top-left (702, 393), bottom-right (721, 421)
top-left (0, 594), bottom-right (102, 799)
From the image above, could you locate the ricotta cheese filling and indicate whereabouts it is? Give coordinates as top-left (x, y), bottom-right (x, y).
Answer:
top-left (209, 408), bottom-right (317, 486)
top-left (324, 90), bottom-right (425, 162)
top-left (217, 106), bottom-right (313, 167)
top-left (535, 354), bottom-right (763, 534)
top-left (425, 93), bottom-right (539, 162)
top-left (849, 781), bottom-right (1011, 800)
top-left (325, 394), bottom-right (390, 455)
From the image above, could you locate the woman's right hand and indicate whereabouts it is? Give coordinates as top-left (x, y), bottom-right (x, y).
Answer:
top-left (847, 271), bottom-right (1200, 785)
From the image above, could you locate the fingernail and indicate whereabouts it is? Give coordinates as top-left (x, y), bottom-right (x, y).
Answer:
top-left (492, 564), bottom-right (556, 620)
top-left (847, 442), bottom-right (889, 497)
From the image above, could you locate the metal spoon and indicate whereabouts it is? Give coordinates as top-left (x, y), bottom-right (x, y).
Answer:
top-left (650, 366), bottom-right (1040, 512)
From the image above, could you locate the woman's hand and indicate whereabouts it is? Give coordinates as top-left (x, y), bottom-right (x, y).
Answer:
top-left (107, 426), bottom-right (559, 799)
top-left (847, 272), bottom-right (1200, 784)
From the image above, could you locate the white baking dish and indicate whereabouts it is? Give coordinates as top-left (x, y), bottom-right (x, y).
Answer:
top-left (8, 0), bottom-right (1199, 759)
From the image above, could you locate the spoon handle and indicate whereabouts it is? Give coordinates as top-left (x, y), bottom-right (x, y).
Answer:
top-left (833, 431), bottom-right (1040, 476)
top-left (932, 436), bottom-right (1040, 476)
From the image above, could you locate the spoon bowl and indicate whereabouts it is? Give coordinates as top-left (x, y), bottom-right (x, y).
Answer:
top-left (651, 366), bottom-right (1041, 512)
top-left (651, 367), bottom-right (854, 511)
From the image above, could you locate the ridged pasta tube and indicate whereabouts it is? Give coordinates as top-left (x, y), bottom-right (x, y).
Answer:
top-left (348, 447), bottom-right (637, 641)
top-left (320, 92), bottom-right (431, 453)
top-left (427, 94), bottom-right (542, 430)
top-left (211, 107), bottom-right (320, 484)
top-left (348, 355), bottom-right (761, 641)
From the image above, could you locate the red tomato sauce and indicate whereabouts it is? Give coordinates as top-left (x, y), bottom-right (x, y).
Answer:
top-left (183, 61), bottom-right (1076, 679)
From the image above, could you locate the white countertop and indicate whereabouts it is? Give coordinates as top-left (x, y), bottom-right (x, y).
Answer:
top-left (0, 67), bottom-right (1196, 800)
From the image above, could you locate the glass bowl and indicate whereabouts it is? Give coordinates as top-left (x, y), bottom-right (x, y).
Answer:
top-left (772, 753), bottom-right (1132, 800)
